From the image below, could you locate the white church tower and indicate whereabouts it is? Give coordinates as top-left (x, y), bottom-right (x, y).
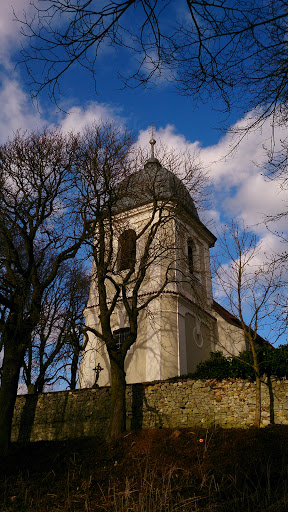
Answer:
top-left (79, 139), bottom-right (218, 388)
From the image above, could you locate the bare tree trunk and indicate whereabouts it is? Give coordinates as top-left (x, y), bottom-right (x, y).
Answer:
top-left (0, 332), bottom-right (26, 455)
top-left (109, 355), bottom-right (126, 441)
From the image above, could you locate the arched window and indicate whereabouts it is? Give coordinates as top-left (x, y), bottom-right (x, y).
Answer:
top-left (118, 229), bottom-right (136, 271)
top-left (187, 240), bottom-right (194, 274)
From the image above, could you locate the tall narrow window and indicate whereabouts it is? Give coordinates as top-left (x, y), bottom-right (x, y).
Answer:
top-left (187, 240), bottom-right (194, 274)
top-left (118, 229), bottom-right (136, 271)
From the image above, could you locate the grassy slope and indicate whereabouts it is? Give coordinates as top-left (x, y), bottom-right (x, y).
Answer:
top-left (1, 426), bottom-right (288, 511)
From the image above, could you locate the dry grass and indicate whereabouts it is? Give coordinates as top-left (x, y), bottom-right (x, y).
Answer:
top-left (1, 426), bottom-right (288, 511)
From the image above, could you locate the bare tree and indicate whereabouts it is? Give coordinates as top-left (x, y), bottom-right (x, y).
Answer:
top-left (22, 260), bottom-right (90, 393)
top-left (214, 222), bottom-right (285, 427)
top-left (19, 1), bottom-right (288, 118)
top-left (77, 123), bottom-right (204, 440)
top-left (0, 129), bottom-right (86, 455)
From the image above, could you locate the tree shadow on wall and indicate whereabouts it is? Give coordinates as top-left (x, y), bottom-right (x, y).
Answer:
top-left (17, 392), bottom-right (72, 443)
top-left (266, 377), bottom-right (275, 425)
top-left (131, 383), bottom-right (163, 430)
top-left (18, 393), bottom-right (39, 443)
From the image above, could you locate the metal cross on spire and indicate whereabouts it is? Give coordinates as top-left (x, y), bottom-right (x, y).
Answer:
top-left (149, 123), bottom-right (156, 159)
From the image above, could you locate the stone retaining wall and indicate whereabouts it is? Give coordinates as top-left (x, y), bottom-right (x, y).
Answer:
top-left (12, 378), bottom-right (288, 443)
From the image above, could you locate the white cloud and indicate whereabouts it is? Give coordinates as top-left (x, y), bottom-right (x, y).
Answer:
top-left (136, 119), bottom-right (288, 267)
top-left (255, 231), bottom-right (286, 262)
top-left (0, 75), bottom-right (122, 143)
top-left (0, 1), bottom-right (123, 142)
top-left (137, 124), bottom-right (200, 157)
top-left (225, 173), bottom-right (287, 234)
top-left (201, 208), bottom-right (222, 230)
top-left (199, 115), bottom-right (288, 236)
top-left (0, 73), bottom-right (126, 146)
top-left (0, 76), bottom-right (45, 142)
top-left (0, 0), bottom-right (32, 68)
top-left (139, 51), bottom-right (174, 85)
top-left (59, 102), bottom-right (124, 133)
top-left (0, 1), bottom-right (46, 141)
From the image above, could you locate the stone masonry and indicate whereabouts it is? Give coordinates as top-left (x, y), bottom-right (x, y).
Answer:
top-left (12, 378), bottom-right (288, 443)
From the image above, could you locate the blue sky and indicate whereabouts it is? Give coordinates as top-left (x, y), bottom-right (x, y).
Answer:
top-left (1, 0), bottom-right (288, 344)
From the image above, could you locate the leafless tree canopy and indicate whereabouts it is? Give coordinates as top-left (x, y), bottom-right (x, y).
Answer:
top-left (22, 260), bottom-right (90, 393)
top-left (214, 222), bottom-right (286, 426)
top-left (0, 128), bottom-right (87, 454)
top-left (215, 223), bottom-right (285, 340)
top-left (19, 1), bottom-right (288, 116)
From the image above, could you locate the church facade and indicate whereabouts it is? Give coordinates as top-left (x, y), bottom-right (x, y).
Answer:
top-left (79, 145), bottom-right (247, 388)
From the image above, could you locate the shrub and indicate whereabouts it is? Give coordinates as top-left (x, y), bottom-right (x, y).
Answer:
top-left (191, 345), bottom-right (288, 381)
top-left (191, 352), bottom-right (233, 380)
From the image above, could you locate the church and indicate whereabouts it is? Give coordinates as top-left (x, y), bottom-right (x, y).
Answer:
top-left (79, 139), bottom-right (248, 388)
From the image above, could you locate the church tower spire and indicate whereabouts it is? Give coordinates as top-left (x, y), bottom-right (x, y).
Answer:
top-left (145, 124), bottom-right (161, 168)
top-left (149, 135), bottom-right (156, 159)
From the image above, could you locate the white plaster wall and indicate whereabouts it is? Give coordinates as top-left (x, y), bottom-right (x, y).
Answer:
top-left (175, 213), bottom-right (215, 314)
top-left (80, 202), bottom-right (178, 387)
top-left (213, 311), bottom-right (247, 356)
top-left (145, 298), bottom-right (161, 381)
top-left (79, 199), bottom-right (217, 387)
top-left (178, 298), bottom-right (216, 375)
top-left (159, 294), bottom-right (179, 380)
